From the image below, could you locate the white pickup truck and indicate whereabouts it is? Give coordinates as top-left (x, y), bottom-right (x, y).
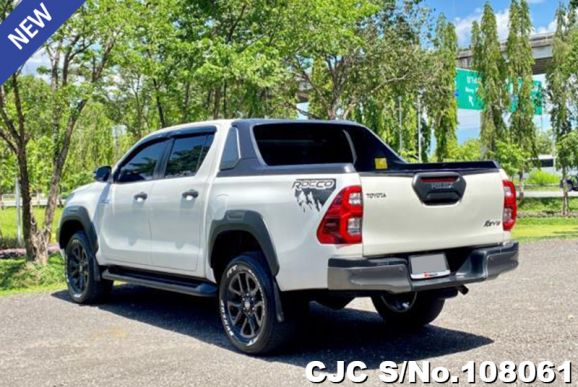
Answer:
top-left (58, 119), bottom-right (518, 354)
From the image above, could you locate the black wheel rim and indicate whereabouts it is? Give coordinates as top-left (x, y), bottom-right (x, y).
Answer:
top-left (224, 270), bottom-right (265, 341)
top-left (380, 292), bottom-right (417, 313)
top-left (67, 241), bottom-right (89, 295)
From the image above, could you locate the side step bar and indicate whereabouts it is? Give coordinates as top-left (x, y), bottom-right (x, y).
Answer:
top-left (102, 269), bottom-right (217, 297)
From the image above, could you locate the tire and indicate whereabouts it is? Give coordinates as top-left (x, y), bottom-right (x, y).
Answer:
top-left (218, 252), bottom-right (299, 355)
top-left (64, 231), bottom-right (113, 304)
top-left (371, 291), bottom-right (445, 329)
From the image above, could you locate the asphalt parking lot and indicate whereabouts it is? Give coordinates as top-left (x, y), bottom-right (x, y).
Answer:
top-left (1, 240), bottom-right (577, 386)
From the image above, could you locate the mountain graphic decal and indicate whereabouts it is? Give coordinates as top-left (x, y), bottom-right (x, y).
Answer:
top-left (293, 179), bottom-right (336, 212)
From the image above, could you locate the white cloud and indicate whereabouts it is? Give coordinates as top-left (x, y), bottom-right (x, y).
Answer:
top-left (526, 0), bottom-right (545, 4)
top-left (454, 13), bottom-right (481, 47)
top-left (535, 19), bottom-right (557, 34)
top-left (454, 8), bottom-right (510, 48)
top-left (454, 6), bottom-right (557, 48)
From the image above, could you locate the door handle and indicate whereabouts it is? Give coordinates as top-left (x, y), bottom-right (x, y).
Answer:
top-left (134, 192), bottom-right (148, 202)
top-left (182, 189), bottom-right (199, 200)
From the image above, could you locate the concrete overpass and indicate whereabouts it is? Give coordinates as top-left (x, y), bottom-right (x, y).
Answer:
top-left (457, 32), bottom-right (554, 75)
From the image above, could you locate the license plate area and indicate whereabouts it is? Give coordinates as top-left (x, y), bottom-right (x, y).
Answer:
top-left (409, 253), bottom-right (450, 280)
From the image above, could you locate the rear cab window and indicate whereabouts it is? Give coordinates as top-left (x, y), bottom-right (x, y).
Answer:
top-left (252, 123), bottom-right (400, 172)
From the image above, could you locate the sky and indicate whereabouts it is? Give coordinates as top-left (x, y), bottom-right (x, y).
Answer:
top-left (425, 0), bottom-right (559, 47)
top-left (424, 0), bottom-right (562, 144)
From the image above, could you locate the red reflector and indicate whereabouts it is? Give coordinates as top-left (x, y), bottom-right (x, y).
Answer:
top-left (317, 186), bottom-right (363, 244)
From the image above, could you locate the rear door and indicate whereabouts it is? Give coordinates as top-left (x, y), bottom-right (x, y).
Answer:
top-left (148, 132), bottom-right (215, 273)
top-left (361, 171), bottom-right (506, 256)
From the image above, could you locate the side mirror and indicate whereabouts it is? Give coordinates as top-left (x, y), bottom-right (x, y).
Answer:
top-left (94, 166), bottom-right (112, 182)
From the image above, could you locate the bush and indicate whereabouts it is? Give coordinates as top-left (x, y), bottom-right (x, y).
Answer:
top-left (526, 170), bottom-right (559, 186)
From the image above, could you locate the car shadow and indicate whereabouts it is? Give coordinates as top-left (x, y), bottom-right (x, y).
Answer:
top-left (52, 285), bottom-right (493, 371)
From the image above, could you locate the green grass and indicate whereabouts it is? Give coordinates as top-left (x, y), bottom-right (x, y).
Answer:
top-left (519, 197), bottom-right (578, 213)
top-left (513, 217), bottom-right (578, 241)
top-left (0, 207), bottom-right (63, 248)
top-left (0, 254), bottom-right (65, 296)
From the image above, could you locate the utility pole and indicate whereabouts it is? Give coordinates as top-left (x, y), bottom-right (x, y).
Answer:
top-left (398, 96), bottom-right (403, 153)
top-left (15, 175), bottom-right (22, 246)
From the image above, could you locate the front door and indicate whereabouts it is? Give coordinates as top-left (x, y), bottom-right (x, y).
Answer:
top-left (148, 133), bottom-right (215, 273)
top-left (98, 139), bottom-right (169, 266)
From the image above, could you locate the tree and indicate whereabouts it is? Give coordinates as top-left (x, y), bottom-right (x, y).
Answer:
top-left (447, 139), bottom-right (483, 161)
top-left (549, 2), bottom-right (578, 215)
top-left (107, 0), bottom-right (296, 133)
top-left (60, 102), bottom-right (118, 194)
top-left (506, 0), bottom-right (536, 198)
top-left (0, 0), bottom-right (134, 263)
top-left (471, 4), bottom-right (509, 154)
top-left (289, 0), bottom-right (435, 123)
top-left (430, 15), bottom-right (458, 161)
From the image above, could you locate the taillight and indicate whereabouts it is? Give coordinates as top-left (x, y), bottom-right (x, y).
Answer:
top-left (317, 185), bottom-right (363, 244)
top-left (503, 180), bottom-right (517, 231)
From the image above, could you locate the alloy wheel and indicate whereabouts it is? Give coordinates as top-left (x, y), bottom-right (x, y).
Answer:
top-left (224, 270), bottom-right (265, 340)
top-left (67, 240), bottom-right (90, 295)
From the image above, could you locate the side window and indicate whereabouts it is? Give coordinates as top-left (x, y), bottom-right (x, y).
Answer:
top-left (165, 134), bottom-right (214, 178)
top-left (117, 141), bottom-right (167, 183)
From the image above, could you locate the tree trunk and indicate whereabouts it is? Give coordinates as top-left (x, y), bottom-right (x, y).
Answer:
top-left (562, 167), bottom-right (569, 216)
top-left (152, 78), bottom-right (166, 128)
top-left (223, 81), bottom-right (227, 118)
top-left (213, 86), bottom-right (222, 119)
top-left (562, 184), bottom-right (569, 217)
top-left (15, 145), bottom-right (47, 263)
top-left (41, 112), bottom-right (83, 265)
top-left (327, 105), bottom-right (337, 120)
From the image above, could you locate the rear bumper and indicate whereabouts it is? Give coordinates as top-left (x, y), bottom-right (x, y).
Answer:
top-left (328, 242), bottom-right (518, 294)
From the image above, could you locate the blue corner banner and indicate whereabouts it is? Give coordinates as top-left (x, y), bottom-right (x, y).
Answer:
top-left (0, 0), bottom-right (86, 85)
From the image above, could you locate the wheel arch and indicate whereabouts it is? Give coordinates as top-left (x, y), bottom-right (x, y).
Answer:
top-left (58, 206), bottom-right (98, 253)
top-left (209, 210), bottom-right (279, 282)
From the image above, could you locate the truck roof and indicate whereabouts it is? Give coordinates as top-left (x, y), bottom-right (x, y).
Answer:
top-left (144, 118), bottom-right (364, 139)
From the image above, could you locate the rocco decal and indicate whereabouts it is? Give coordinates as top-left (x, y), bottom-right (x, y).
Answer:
top-left (293, 179), bottom-right (336, 212)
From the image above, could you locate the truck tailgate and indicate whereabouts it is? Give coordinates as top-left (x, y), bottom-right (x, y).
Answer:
top-left (361, 171), bottom-right (506, 256)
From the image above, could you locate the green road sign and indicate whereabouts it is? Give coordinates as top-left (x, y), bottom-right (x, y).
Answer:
top-left (455, 68), bottom-right (482, 110)
top-left (455, 68), bottom-right (542, 115)
top-left (531, 80), bottom-right (543, 115)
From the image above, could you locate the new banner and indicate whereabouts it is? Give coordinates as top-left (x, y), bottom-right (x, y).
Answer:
top-left (0, 0), bottom-right (86, 85)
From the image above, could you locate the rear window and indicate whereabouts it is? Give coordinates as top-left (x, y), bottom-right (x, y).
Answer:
top-left (252, 123), bottom-right (401, 171)
top-left (253, 125), bottom-right (355, 166)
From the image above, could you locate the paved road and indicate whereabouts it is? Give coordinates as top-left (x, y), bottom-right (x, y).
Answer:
top-left (1, 240), bottom-right (577, 386)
